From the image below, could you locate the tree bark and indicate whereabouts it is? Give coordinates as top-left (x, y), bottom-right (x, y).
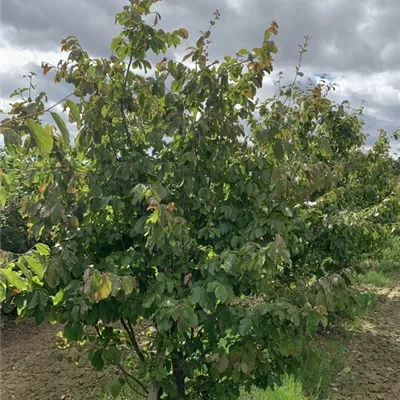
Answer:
top-left (147, 381), bottom-right (160, 400)
top-left (146, 347), bottom-right (166, 400)
top-left (171, 321), bottom-right (186, 398)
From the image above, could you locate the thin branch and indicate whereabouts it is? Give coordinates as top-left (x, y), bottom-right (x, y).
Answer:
top-left (0, 245), bottom-right (40, 270)
top-left (0, 92), bottom-right (75, 129)
top-left (95, 324), bottom-right (103, 339)
top-left (120, 318), bottom-right (146, 363)
top-left (94, 323), bottom-right (147, 397)
top-left (124, 43), bottom-right (135, 88)
top-left (118, 365), bottom-right (147, 398)
top-left (120, 101), bottom-right (134, 152)
top-left (119, 38), bottom-right (136, 152)
top-left (282, 36), bottom-right (311, 107)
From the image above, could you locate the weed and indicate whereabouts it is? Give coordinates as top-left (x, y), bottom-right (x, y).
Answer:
top-left (298, 341), bottom-right (347, 399)
top-left (239, 375), bottom-right (310, 400)
top-left (358, 270), bottom-right (389, 287)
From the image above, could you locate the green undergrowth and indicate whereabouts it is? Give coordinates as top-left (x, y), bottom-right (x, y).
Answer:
top-left (378, 235), bottom-right (400, 273)
top-left (358, 270), bottom-right (390, 286)
top-left (239, 375), bottom-right (309, 400)
top-left (298, 341), bottom-right (347, 399)
top-left (356, 234), bottom-right (400, 287)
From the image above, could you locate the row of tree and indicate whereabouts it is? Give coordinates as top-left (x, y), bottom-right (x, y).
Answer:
top-left (1, 1), bottom-right (399, 398)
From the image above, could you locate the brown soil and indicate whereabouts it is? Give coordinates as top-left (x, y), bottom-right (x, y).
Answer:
top-left (0, 318), bottom-right (111, 400)
top-left (333, 281), bottom-right (400, 400)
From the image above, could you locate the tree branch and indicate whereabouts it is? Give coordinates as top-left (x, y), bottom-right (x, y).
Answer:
top-left (118, 364), bottom-right (148, 397)
top-left (120, 318), bottom-right (146, 363)
top-left (0, 92), bottom-right (75, 129)
top-left (119, 100), bottom-right (135, 152)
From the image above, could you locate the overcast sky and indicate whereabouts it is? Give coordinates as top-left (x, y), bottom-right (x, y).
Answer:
top-left (1, 0), bottom-right (400, 151)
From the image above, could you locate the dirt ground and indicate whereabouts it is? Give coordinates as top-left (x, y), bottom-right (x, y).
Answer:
top-left (333, 282), bottom-right (400, 400)
top-left (0, 319), bottom-right (111, 400)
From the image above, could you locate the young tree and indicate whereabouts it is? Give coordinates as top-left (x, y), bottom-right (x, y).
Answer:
top-left (1, 1), bottom-right (398, 399)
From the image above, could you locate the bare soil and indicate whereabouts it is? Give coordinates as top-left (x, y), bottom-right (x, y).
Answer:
top-left (0, 318), bottom-right (110, 400)
top-left (333, 281), bottom-right (400, 400)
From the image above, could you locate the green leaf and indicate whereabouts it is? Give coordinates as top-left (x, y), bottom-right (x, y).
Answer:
top-left (215, 284), bottom-right (228, 304)
top-left (111, 36), bottom-right (122, 52)
top-left (51, 112), bottom-right (70, 149)
top-left (27, 291), bottom-right (39, 309)
top-left (64, 321), bottom-right (84, 342)
top-left (3, 128), bottom-right (21, 145)
top-left (278, 339), bottom-right (298, 356)
top-left (66, 99), bottom-right (81, 125)
top-left (34, 309), bottom-right (45, 324)
top-left (273, 142), bottom-right (284, 160)
top-left (177, 28), bottom-right (189, 39)
top-left (111, 379), bottom-right (122, 398)
top-left (1, 269), bottom-right (29, 290)
top-left (198, 187), bottom-right (210, 200)
top-left (0, 193), bottom-right (6, 209)
top-left (239, 317), bottom-right (252, 336)
top-left (36, 244), bottom-right (50, 256)
top-left (261, 169), bottom-right (270, 185)
top-left (246, 183), bottom-right (255, 196)
top-left (93, 273), bottom-right (112, 303)
top-left (25, 255), bottom-right (44, 279)
top-left (188, 287), bottom-right (202, 305)
top-left (217, 354), bottom-right (229, 373)
top-left (26, 120), bottom-right (53, 154)
top-left (90, 350), bottom-right (105, 371)
top-left (53, 290), bottom-right (64, 306)
top-left (187, 309), bottom-right (198, 328)
top-left (0, 283), bottom-right (6, 303)
top-left (122, 276), bottom-right (136, 296)
top-left (103, 346), bottom-right (121, 365)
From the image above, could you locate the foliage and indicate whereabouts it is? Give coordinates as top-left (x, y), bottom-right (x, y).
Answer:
top-left (0, 205), bottom-right (32, 255)
top-left (377, 234), bottom-right (400, 272)
top-left (0, 1), bottom-right (399, 399)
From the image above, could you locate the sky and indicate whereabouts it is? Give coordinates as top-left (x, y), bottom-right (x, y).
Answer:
top-left (1, 0), bottom-right (400, 152)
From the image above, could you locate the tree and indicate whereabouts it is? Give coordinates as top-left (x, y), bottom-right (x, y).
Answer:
top-left (1, 1), bottom-right (398, 399)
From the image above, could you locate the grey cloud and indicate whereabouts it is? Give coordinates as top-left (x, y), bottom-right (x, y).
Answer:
top-left (3, 0), bottom-right (400, 72)
top-left (1, 0), bottom-right (125, 56)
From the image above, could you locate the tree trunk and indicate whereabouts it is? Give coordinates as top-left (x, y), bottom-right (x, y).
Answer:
top-left (172, 351), bottom-right (185, 397)
top-left (171, 321), bottom-right (186, 398)
top-left (146, 346), bottom-right (166, 400)
top-left (147, 381), bottom-right (160, 400)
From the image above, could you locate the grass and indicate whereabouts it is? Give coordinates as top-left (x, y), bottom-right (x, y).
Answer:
top-left (84, 384), bottom-right (137, 400)
top-left (358, 270), bottom-right (390, 286)
top-left (240, 375), bottom-right (310, 400)
top-left (298, 341), bottom-right (347, 400)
